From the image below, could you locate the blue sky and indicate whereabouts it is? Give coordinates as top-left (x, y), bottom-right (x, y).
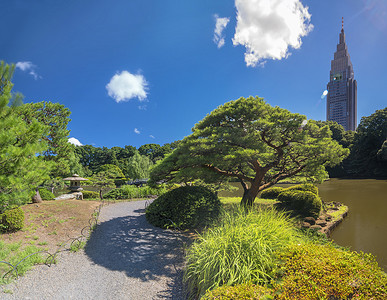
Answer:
top-left (1, 0), bottom-right (386, 148)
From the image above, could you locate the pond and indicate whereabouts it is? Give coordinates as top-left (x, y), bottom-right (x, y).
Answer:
top-left (219, 179), bottom-right (387, 270)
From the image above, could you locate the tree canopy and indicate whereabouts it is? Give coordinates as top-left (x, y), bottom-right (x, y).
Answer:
top-left (150, 96), bottom-right (349, 207)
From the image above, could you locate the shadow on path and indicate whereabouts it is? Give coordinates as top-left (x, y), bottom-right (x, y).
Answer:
top-left (85, 207), bottom-right (190, 299)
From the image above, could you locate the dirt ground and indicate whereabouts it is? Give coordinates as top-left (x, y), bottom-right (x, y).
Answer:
top-left (1, 200), bottom-right (101, 253)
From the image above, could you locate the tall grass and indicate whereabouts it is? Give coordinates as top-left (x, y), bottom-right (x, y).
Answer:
top-left (184, 207), bottom-right (301, 299)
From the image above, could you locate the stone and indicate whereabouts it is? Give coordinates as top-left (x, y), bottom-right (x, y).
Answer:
top-left (32, 190), bottom-right (42, 203)
top-left (302, 222), bottom-right (311, 228)
top-left (316, 219), bottom-right (327, 227)
top-left (304, 217), bottom-right (316, 225)
top-left (309, 224), bottom-right (322, 231)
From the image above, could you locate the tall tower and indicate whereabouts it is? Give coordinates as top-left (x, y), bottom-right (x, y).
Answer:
top-left (327, 19), bottom-right (357, 131)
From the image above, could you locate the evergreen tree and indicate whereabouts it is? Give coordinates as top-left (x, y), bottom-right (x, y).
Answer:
top-left (0, 62), bottom-right (51, 212)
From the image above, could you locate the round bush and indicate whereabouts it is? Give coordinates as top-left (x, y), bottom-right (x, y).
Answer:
top-left (260, 187), bottom-right (284, 199)
top-left (201, 283), bottom-right (273, 300)
top-left (38, 188), bottom-right (55, 201)
top-left (145, 186), bottom-right (221, 230)
top-left (283, 183), bottom-right (318, 195)
top-left (277, 190), bottom-right (322, 218)
top-left (82, 190), bottom-right (99, 199)
top-left (0, 207), bottom-right (25, 232)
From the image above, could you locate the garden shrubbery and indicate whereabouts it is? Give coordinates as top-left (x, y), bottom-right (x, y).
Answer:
top-left (145, 186), bottom-right (221, 230)
top-left (82, 190), bottom-right (99, 199)
top-left (273, 243), bottom-right (387, 299)
top-left (283, 183), bottom-right (319, 195)
top-left (201, 282), bottom-right (273, 300)
top-left (260, 187), bottom-right (284, 199)
top-left (184, 208), bottom-right (299, 299)
top-left (0, 207), bottom-right (25, 232)
top-left (38, 188), bottom-right (55, 201)
top-left (277, 190), bottom-right (322, 218)
top-left (103, 185), bottom-right (166, 200)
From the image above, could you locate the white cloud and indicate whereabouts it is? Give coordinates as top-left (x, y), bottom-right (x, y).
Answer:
top-left (321, 90), bottom-right (328, 99)
top-left (15, 61), bottom-right (41, 80)
top-left (213, 14), bottom-right (230, 48)
top-left (68, 137), bottom-right (83, 146)
top-left (134, 128), bottom-right (141, 134)
top-left (149, 135), bottom-right (155, 139)
top-left (106, 71), bottom-right (148, 103)
top-left (232, 0), bottom-right (313, 67)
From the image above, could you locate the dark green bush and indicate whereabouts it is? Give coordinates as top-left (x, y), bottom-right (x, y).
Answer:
top-left (0, 207), bottom-right (25, 232)
top-left (82, 190), bottom-right (99, 199)
top-left (38, 188), bottom-right (55, 201)
top-left (274, 243), bottom-right (387, 299)
top-left (277, 190), bottom-right (322, 218)
top-left (260, 187), bottom-right (284, 199)
top-left (283, 183), bottom-right (318, 195)
top-left (201, 283), bottom-right (273, 300)
top-left (145, 186), bottom-right (221, 230)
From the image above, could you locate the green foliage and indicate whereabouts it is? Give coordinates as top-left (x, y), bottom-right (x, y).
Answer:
top-left (146, 186), bottom-right (221, 230)
top-left (103, 184), bottom-right (166, 199)
top-left (91, 171), bottom-right (116, 199)
top-left (38, 188), bottom-right (55, 201)
top-left (201, 283), bottom-right (273, 300)
top-left (125, 151), bottom-right (153, 180)
top-left (283, 183), bottom-right (318, 195)
top-left (82, 190), bottom-right (99, 199)
top-left (277, 190), bottom-right (322, 219)
top-left (0, 61), bottom-right (51, 212)
top-left (97, 164), bottom-right (125, 178)
top-left (184, 208), bottom-right (300, 299)
top-left (16, 101), bottom-right (74, 178)
top-left (260, 187), bottom-right (284, 199)
top-left (150, 96), bottom-right (349, 207)
top-left (274, 243), bottom-right (387, 299)
top-left (0, 207), bottom-right (25, 232)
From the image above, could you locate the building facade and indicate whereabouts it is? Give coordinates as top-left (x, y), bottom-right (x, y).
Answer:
top-left (327, 23), bottom-right (357, 131)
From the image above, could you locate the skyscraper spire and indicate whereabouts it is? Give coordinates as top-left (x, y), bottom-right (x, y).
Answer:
top-left (326, 20), bottom-right (357, 131)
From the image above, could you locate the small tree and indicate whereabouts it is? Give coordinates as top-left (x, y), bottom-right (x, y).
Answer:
top-left (92, 172), bottom-right (115, 200)
top-left (150, 97), bottom-right (349, 207)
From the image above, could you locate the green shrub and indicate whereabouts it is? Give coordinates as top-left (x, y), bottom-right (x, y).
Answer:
top-left (260, 187), bottom-right (284, 199)
top-left (184, 208), bottom-right (300, 299)
top-left (0, 207), bottom-right (25, 232)
top-left (38, 188), bottom-right (55, 201)
top-left (103, 185), bottom-right (166, 199)
top-left (146, 186), bottom-right (221, 230)
top-left (274, 243), bottom-right (387, 299)
top-left (82, 190), bottom-right (99, 199)
top-left (283, 183), bottom-right (318, 195)
top-left (201, 283), bottom-right (273, 300)
top-left (277, 190), bottom-right (322, 218)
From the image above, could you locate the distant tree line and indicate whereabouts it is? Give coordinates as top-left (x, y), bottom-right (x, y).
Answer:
top-left (316, 107), bottom-right (387, 178)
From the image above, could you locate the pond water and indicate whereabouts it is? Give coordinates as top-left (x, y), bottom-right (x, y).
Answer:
top-left (219, 179), bottom-right (387, 270)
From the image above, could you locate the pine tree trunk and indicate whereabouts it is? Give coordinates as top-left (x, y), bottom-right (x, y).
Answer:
top-left (32, 188), bottom-right (42, 203)
top-left (240, 182), bottom-right (260, 209)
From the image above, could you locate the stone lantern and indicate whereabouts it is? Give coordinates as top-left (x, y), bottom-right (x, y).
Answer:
top-left (63, 174), bottom-right (88, 192)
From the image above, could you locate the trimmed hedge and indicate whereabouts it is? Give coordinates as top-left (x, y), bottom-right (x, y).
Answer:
top-left (277, 190), bottom-right (322, 218)
top-left (201, 283), bottom-right (273, 300)
top-left (260, 187), bottom-right (284, 199)
top-left (103, 185), bottom-right (166, 200)
top-left (283, 183), bottom-right (318, 196)
top-left (38, 188), bottom-right (55, 201)
top-left (82, 190), bottom-right (99, 199)
top-left (0, 207), bottom-right (25, 232)
top-left (274, 243), bottom-right (387, 299)
top-left (145, 186), bottom-right (221, 230)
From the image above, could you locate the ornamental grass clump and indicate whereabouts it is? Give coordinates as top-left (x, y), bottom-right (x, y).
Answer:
top-left (184, 207), bottom-right (300, 299)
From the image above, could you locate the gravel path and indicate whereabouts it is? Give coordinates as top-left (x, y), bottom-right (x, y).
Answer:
top-left (2, 200), bottom-right (189, 300)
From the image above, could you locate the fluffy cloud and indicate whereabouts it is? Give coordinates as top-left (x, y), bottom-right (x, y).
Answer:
top-left (213, 14), bottom-right (230, 48)
top-left (15, 61), bottom-right (41, 79)
top-left (106, 71), bottom-right (148, 103)
top-left (232, 0), bottom-right (313, 67)
top-left (321, 90), bottom-right (328, 99)
top-left (68, 137), bottom-right (83, 146)
top-left (134, 128), bottom-right (141, 134)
